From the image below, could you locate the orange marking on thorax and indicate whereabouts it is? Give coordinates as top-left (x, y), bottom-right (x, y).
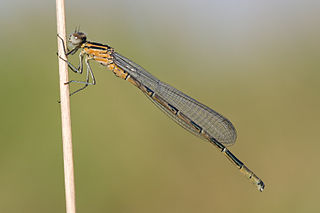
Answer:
top-left (94, 57), bottom-right (110, 64)
top-left (82, 42), bottom-right (130, 81)
top-left (84, 48), bottom-right (108, 56)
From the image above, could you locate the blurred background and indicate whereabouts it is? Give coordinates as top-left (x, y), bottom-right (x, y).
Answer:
top-left (0, 0), bottom-right (319, 212)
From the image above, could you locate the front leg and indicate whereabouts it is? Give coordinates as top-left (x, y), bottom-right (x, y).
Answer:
top-left (57, 34), bottom-right (85, 75)
top-left (57, 51), bottom-right (84, 74)
top-left (57, 34), bottom-right (78, 56)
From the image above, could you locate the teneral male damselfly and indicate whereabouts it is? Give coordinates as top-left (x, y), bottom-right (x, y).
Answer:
top-left (57, 30), bottom-right (265, 192)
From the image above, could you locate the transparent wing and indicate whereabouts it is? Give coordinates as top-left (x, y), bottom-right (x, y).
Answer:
top-left (112, 52), bottom-right (237, 146)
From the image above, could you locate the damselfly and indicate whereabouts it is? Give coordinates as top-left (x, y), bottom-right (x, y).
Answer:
top-left (57, 30), bottom-right (265, 192)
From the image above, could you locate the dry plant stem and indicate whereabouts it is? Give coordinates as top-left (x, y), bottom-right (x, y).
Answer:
top-left (56, 0), bottom-right (76, 212)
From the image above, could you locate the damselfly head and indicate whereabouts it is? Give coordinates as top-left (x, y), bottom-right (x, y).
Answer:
top-left (68, 31), bottom-right (87, 46)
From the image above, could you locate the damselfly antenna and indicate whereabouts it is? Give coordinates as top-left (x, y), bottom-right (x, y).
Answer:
top-left (74, 25), bottom-right (81, 33)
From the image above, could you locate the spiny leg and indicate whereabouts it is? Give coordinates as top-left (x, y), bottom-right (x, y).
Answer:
top-left (57, 34), bottom-right (79, 56)
top-left (67, 58), bottom-right (96, 97)
top-left (58, 52), bottom-right (84, 74)
top-left (57, 34), bottom-right (83, 74)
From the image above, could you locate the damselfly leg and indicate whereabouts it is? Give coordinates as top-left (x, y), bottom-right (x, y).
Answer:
top-left (57, 34), bottom-right (96, 96)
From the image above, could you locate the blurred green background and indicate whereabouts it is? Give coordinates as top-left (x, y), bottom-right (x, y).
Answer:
top-left (1, 0), bottom-right (319, 212)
